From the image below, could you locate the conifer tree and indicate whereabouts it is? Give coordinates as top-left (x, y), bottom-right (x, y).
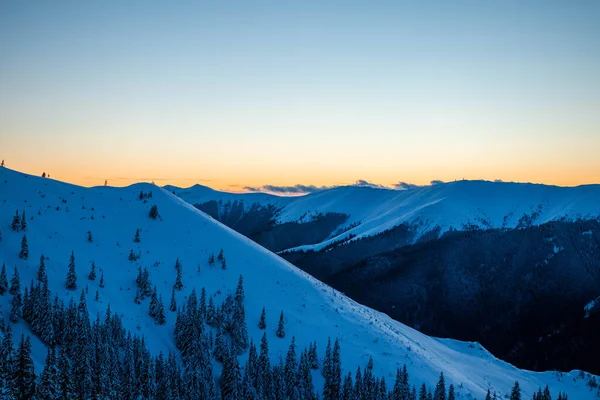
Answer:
top-left (331, 338), bottom-right (342, 399)
top-left (259, 306), bottom-right (267, 330)
top-left (169, 287), bottom-right (177, 312)
top-left (95, 290), bottom-right (99, 302)
top-left (13, 335), bottom-right (36, 400)
top-left (37, 346), bottom-right (59, 400)
top-left (510, 381), bottom-right (521, 400)
top-left (434, 372), bottom-right (446, 400)
top-left (133, 228), bottom-right (140, 243)
top-left (354, 366), bottom-right (363, 398)
top-left (342, 371), bottom-right (354, 400)
top-left (276, 310), bottom-right (285, 338)
top-left (156, 296), bottom-right (166, 325)
top-left (0, 263), bottom-right (7, 295)
top-left (0, 325), bottom-right (14, 393)
top-left (19, 235), bottom-right (28, 260)
top-left (284, 337), bottom-right (298, 399)
top-left (309, 341), bottom-right (319, 369)
top-left (419, 384), bottom-right (428, 400)
top-left (20, 210), bottom-right (26, 231)
top-left (65, 251), bottom-right (77, 291)
top-left (485, 389), bottom-right (492, 400)
top-left (258, 332), bottom-right (272, 398)
top-left (220, 345), bottom-right (242, 400)
top-left (10, 266), bottom-right (20, 295)
top-left (12, 210), bottom-right (21, 231)
top-left (87, 230), bottom-right (92, 243)
top-left (37, 255), bottom-right (48, 283)
top-left (88, 261), bottom-right (96, 281)
top-left (174, 265), bottom-right (183, 291)
top-left (99, 270), bottom-right (104, 288)
top-left (448, 384), bottom-right (455, 400)
top-left (323, 338), bottom-right (332, 377)
top-left (221, 258), bottom-right (227, 270)
top-left (214, 327), bottom-right (227, 363)
top-left (57, 347), bottom-right (74, 399)
top-left (149, 205), bottom-right (159, 219)
top-left (232, 275), bottom-right (249, 352)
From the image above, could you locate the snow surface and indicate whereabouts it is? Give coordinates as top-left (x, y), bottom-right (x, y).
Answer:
top-left (1, 168), bottom-right (598, 399)
top-left (169, 181), bottom-right (600, 253)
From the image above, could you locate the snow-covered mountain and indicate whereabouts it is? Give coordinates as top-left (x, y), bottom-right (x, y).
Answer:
top-left (168, 181), bottom-right (600, 252)
top-left (1, 167), bottom-right (598, 399)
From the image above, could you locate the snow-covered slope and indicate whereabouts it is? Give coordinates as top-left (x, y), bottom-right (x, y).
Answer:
top-left (169, 181), bottom-right (600, 252)
top-left (0, 167), bottom-right (597, 399)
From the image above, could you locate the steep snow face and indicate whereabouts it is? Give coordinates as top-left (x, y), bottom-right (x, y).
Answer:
top-left (0, 167), bottom-right (597, 399)
top-left (169, 181), bottom-right (600, 252)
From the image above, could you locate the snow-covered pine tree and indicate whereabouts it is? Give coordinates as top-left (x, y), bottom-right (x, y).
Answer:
top-left (20, 210), bottom-right (26, 231)
top-left (99, 270), bottom-right (104, 288)
top-left (11, 210), bottom-right (21, 231)
top-left (149, 205), bottom-right (159, 219)
top-left (19, 234), bottom-right (28, 259)
top-left (433, 372), bottom-right (446, 400)
top-left (87, 230), bottom-right (92, 243)
top-left (9, 267), bottom-right (20, 295)
top-left (232, 275), bottom-right (249, 353)
top-left (342, 371), bottom-right (353, 400)
top-left (331, 338), bottom-right (342, 399)
top-left (169, 287), bottom-right (177, 312)
top-left (354, 366), bottom-right (363, 398)
top-left (0, 263), bottom-right (7, 295)
top-left (220, 345), bottom-right (242, 400)
top-left (149, 286), bottom-right (159, 319)
top-left (65, 251), bottom-right (77, 290)
top-left (309, 341), bottom-right (319, 369)
top-left (448, 384), bottom-right (455, 400)
top-left (213, 326), bottom-right (227, 363)
top-left (133, 228), bottom-right (140, 243)
top-left (259, 306), bottom-right (267, 330)
top-left (257, 332), bottom-right (272, 398)
top-left (419, 384), bottom-right (428, 400)
top-left (38, 281), bottom-right (55, 345)
top-left (276, 310), bottom-right (285, 338)
top-left (37, 254), bottom-right (47, 283)
top-left (88, 261), bottom-right (96, 281)
top-left (13, 335), bottom-right (36, 400)
top-left (174, 264), bottom-right (183, 291)
top-left (36, 346), bottom-right (59, 399)
top-left (0, 325), bottom-right (14, 393)
top-left (57, 347), bottom-right (74, 399)
top-left (510, 381), bottom-right (521, 400)
top-left (156, 295), bottom-right (166, 325)
top-left (284, 337), bottom-right (298, 399)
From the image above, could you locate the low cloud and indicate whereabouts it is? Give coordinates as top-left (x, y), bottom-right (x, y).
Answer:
top-left (430, 180), bottom-right (445, 185)
top-left (244, 184), bottom-right (330, 194)
top-left (352, 179), bottom-right (386, 189)
top-left (393, 182), bottom-right (420, 190)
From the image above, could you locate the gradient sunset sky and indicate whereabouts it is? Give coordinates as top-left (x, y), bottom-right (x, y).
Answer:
top-left (1, 1), bottom-right (599, 191)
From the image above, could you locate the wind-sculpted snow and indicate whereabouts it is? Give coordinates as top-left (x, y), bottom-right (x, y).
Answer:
top-left (0, 167), bottom-right (598, 399)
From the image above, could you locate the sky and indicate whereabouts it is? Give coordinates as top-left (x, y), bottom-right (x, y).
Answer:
top-left (1, 0), bottom-right (599, 191)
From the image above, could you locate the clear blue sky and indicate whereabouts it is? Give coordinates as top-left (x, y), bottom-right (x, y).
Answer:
top-left (1, 1), bottom-right (599, 189)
